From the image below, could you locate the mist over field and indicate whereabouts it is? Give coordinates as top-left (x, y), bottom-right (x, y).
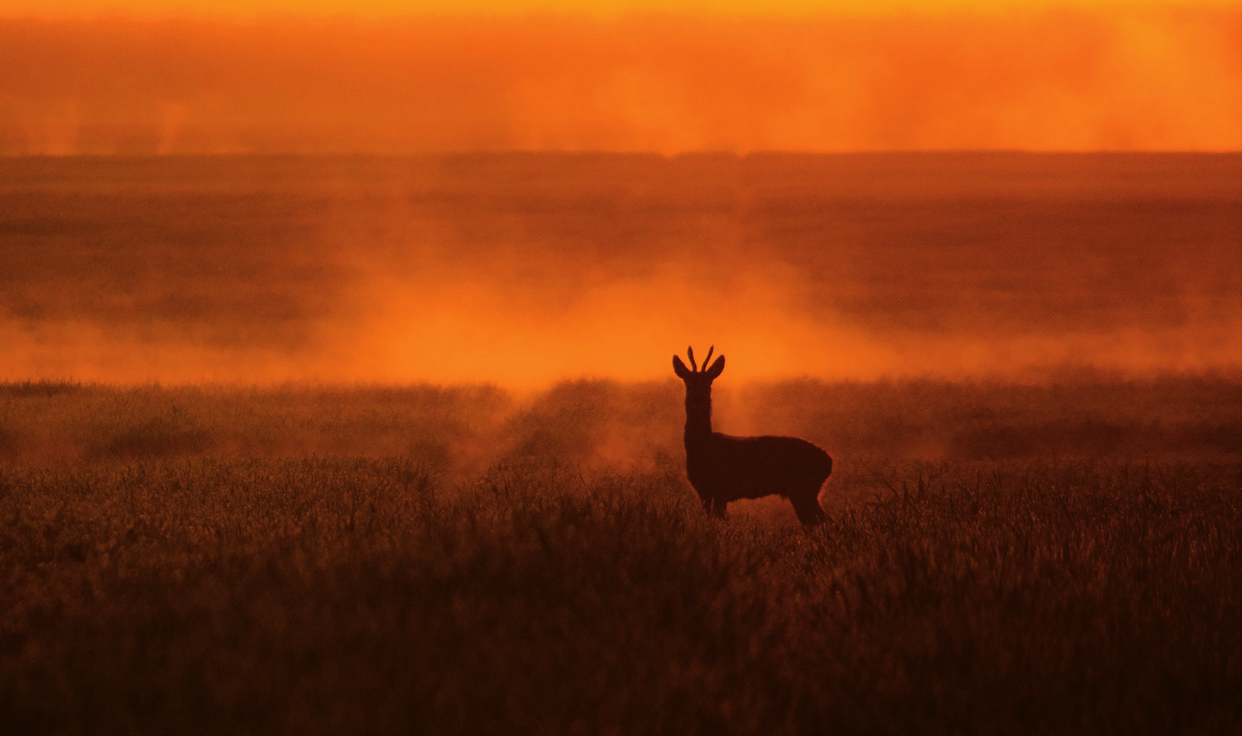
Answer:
top-left (2, 152), bottom-right (1239, 386)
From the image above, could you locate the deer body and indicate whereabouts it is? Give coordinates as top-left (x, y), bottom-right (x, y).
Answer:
top-left (675, 346), bottom-right (831, 526)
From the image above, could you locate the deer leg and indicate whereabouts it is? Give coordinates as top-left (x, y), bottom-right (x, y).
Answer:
top-left (790, 492), bottom-right (826, 527)
top-left (701, 496), bottom-right (727, 519)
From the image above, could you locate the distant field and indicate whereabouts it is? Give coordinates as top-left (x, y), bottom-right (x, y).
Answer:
top-left (2, 378), bottom-right (1239, 733)
top-left (2, 375), bottom-right (1240, 482)
top-left (3, 153), bottom-right (1240, 382)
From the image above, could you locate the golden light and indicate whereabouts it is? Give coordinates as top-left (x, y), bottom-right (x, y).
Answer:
top-left (4, 0), bottom-right (1240, 17)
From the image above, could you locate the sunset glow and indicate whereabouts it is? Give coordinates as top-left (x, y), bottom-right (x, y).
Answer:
top-left (5, 0), bottom-right (1240, 18)
top-left (2, 4), bottom-right (1238, 154)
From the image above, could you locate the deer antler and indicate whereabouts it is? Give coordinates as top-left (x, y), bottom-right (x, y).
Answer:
top-left (703, 345), bottom-right (714, 367)
top-left (687, 345), bottom-right (698, 371)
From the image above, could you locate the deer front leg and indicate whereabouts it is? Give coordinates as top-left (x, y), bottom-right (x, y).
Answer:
top-left (790, 494), bottom-right (827, 527)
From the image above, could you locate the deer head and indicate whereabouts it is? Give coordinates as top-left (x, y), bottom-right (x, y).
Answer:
top-left (673, 345), bottom-right (725, 394)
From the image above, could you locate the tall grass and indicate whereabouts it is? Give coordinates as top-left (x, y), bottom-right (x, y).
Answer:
top-left (1, 379), bottom-right (1239, 733)
top-left (3, 375), bottom-right (1239, 467)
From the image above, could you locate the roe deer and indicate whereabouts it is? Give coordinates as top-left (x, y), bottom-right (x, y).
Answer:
top-left (673, 346), bottom-right (831, 526)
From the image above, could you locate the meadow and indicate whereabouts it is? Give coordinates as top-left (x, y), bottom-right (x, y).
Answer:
top-left (2, 376), bottom-right (1239, 734)
top-left (2, 151), bottom-right (1239, 732)
top-left (3, 153), bottom-right (1240, 382)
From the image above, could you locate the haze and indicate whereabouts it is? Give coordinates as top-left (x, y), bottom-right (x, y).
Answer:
top-left (13, 0), bottom-right (1240, 17)
top-left (1, 1), bottom-right (1239, 386)
top-left (3, 153), bottom-right (1239, 386)
top-left (2, 8), bottom-right (1239, 155)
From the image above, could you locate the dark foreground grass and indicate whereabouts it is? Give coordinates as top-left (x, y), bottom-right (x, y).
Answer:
top-left (2, 455), bottom-right (1239, 735)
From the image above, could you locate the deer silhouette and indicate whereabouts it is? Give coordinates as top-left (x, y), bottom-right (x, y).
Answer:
top-left (673, 346), bottom-right (831, 526)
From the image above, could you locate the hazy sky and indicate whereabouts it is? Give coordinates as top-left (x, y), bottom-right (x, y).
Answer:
top-left (1, 0), bottom-right (1239, 154)
top-left (4, 0), bottom-right (1239, 17)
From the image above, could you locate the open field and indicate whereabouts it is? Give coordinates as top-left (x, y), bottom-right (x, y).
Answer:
top-left (3, 153), bottom-right (1240, 383)
top-left (2, 377), bottom-right (1239, 733)
top-left (2, 150), bottom-right (1239, 732)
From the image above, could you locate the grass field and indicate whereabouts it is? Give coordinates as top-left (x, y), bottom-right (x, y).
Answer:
top-left (1, 376), bottom-right (1239, 733)
top-left (5, 154), bottom-right (1240, 384)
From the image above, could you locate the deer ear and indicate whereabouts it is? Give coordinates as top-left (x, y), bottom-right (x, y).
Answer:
top-left (704, 355), bottom-right (725, 380)
top-left (673, 355), bottom-right (691, 379)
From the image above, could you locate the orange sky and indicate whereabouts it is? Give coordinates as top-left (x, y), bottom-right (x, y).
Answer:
top-left (4, 0), bottom-right (1240, 18)
top-left (1, 2), bottom-right (1238, 153)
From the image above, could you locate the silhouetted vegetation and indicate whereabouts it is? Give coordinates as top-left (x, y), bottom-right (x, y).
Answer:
top-left (1, 378), bottom-right (1239, 733)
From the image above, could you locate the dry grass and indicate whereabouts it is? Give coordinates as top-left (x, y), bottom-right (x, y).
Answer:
top-left (1, 378), bottom-right (1239, 734)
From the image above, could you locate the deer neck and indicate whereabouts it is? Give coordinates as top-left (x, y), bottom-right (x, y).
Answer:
top-left (683, 388), bottom-right (714, 445)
